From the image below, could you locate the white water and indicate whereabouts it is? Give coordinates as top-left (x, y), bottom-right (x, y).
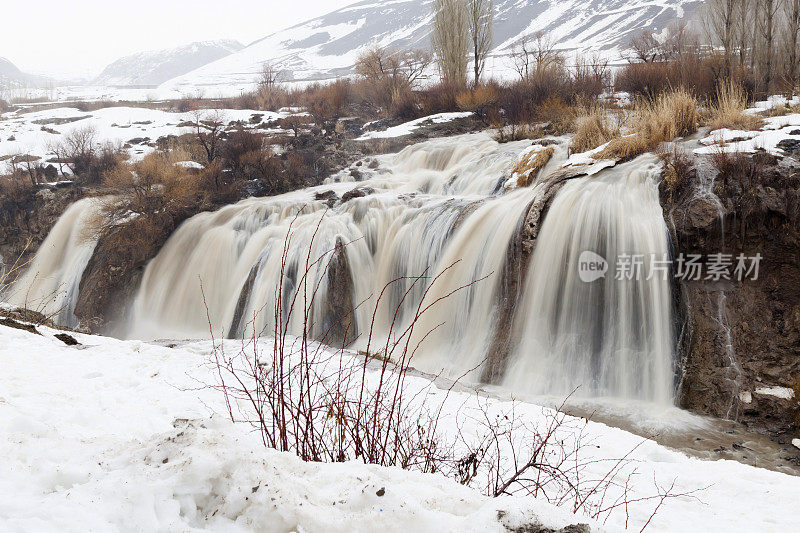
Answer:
top-left (10, 133), bottom-right (676, 403)
top-left (5, 197), bottom-right (101, 328)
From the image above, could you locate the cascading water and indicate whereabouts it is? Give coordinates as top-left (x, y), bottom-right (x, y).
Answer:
top-left (10, 133), bottom-right (676, 404)
top-left (503, 161), bottom-right (674, 403)
top-left (5, 197), bottom-right (102, 328)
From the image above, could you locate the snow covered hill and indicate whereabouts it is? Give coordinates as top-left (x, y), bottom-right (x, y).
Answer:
top-left (161, 0), bottom-right (701, 95)
top-left (94, 40), bottom-right (244, 87)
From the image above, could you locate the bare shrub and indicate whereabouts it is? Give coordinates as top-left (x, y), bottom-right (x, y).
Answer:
top-left (456, 83), bottom-right (499, 121)
top-left (52, 126), bottom-right (125, 184)
top-left (304, 79), bottom-right (351, 123)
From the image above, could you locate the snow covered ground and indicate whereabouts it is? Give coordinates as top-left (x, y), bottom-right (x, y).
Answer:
top-left (694, 113), bottom-right (800, 156)
top-left (2, 322), bottom-right (800, 532)
top-left (0, 106), bottom-right (286, 168)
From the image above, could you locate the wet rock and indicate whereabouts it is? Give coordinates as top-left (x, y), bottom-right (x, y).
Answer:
top-left (320, 236), bottom-right (356, 348)
top-left (0, 317), bottom-right (39, 335)
top-left (341, 186), bottom-right (375, 203)
top-left (314, 190), bottom-right (339, 207)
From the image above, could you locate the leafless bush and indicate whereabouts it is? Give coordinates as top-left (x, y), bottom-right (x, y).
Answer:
top-left (51, 126), bottom-right (125, 184)
top-left (205, 214), bottom-right (483, 466)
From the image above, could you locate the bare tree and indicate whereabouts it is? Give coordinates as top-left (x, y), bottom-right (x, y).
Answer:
top-left (431, 0), bottom-right (470, 85)
top-left (467, 0), bottom-right (494, 84)
top-left (704, 0), bottom-right (739, 74)
top-left (785, 0), bottom-right (800, 92)
top-left (191, 109), bottom-right (226, 165)
top-left (354, 46), bottom-right (433, 88)
top-left (629, 31), bottom-right (662, 63)
top-left (734, 0), bottom-right (756, 68)
top-left (255, 62), bottom-right (286, 111)
top-left (509, 31), bottom-right (562, 80)
top-left (757, 0), bottom-right (780, 94)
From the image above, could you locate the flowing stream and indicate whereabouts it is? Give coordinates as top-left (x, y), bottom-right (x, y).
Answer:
top-left (7, 133), bottom-right (675, 403)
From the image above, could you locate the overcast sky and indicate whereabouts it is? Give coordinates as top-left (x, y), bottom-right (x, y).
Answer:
top-left (1, 0), bottom-right (358, 79)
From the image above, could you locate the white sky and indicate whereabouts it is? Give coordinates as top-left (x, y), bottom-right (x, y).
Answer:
top-left (1, 0), bottom-right (359, 79)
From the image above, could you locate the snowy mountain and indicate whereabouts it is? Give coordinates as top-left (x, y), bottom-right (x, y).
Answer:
top-left (161, 0), bottom-right (701, 94)
top-left (0, 57), bottom-right (50, 89)
top-left (94, 40), bottom-right (244, 87)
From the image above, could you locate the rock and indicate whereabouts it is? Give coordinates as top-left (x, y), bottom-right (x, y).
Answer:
top-left (341, 186), bottom-right (375, 203)
top-left (777, 138), bottom-right (800, 153)
top-left (54, 333), bottom-right (80, 346)
top-left (0, 317), bottom-right (39, 335)
top-left (314, 190), bottom-right (339, 207)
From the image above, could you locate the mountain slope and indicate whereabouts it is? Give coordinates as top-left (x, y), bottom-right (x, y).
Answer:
top-left (94, 40), bottom-right (244, 87)
top-left (0, 57), bottom-right (50, 90)
top-left (161, 0), bottom-right (701, 94)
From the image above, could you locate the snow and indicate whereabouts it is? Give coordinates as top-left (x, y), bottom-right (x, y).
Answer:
top-left (793, 439), bottom-right (800, 451)
top-left (2, 323), bottom-right (800, 532)
top-left (694, 114), bottom-right (800, 156)
top-left (754, 386), bottom-right (796, 400)
top-left (0, 106), bottom-right (286, 168)
top-left (355, 112), bottom-right (472, 141)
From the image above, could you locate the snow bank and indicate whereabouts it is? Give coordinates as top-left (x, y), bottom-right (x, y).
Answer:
top-left (356, 113), bottom-right (472, 141)
top-left (2, 323), bottom-right (800, 532)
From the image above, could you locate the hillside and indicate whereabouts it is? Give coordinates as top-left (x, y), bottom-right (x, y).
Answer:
top-left (94, 40), bottom-right (244, 87)
top-left (161, 0), bottom-right (701, 94)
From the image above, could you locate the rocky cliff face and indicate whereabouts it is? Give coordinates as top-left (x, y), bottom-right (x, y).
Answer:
top-left (0, 185), bottom-right (82, 282)
top-left (664, 150), bottom-right (800, 442)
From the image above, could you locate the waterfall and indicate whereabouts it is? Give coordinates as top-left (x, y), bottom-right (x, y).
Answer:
top-left (503, 160), bottom-right (674, 403)
top-left (10, 133), bottom-right (675, 403)
top-left (5, 197), bottom-right (102, 328)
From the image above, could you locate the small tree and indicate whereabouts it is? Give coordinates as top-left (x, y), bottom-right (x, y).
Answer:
top-left (256, 62), bottom-right (286, 111)
top-left (354, 46), bottom-right (433, 112)
top-left (432, 0), bottom-right (470, 85)
top-left (191, 109), bottom-right (226, 165)
top-left (509, 31), bottom-right (562, 81)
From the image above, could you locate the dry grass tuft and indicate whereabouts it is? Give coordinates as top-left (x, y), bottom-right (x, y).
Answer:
top-left (570, 108), bottom-right (620, 153)
top-left (512, 146), bottom-right (555, 187)
top-left (707, 82), bottom-right (764, 132)
top-left (594, 88), bottom-right (697, 162)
